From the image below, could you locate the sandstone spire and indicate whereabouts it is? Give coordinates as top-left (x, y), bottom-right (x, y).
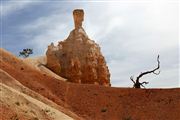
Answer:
top-left (73, 9), bottom-right (84, 29)
top-left (46, 9), bottom-right (111, 86)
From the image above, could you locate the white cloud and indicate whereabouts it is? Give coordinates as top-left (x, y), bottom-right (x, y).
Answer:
top-left (20, 14), bottom-right (72, 55)
top-left (8, 1), bottom-right (178, 87)
top-left (83, 1), bottom-right (179, 88)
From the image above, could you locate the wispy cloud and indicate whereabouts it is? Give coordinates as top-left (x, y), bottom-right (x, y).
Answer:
top-left (1, 0), bottom-right (37, 16)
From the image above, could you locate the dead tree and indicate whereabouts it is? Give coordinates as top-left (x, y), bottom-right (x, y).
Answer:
top-left (130, 55), bottom-right (160, 88)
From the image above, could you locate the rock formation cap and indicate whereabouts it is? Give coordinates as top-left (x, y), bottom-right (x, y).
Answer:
top-left (73, 9), bottom-right (84, 29)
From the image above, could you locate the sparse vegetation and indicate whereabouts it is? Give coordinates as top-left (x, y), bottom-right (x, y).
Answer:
top-left (33, 117), bottom-right (39, 120)
top-left (101, 108), bottom-right (107, 112)
top-left (44, 108), bottom-right (50, 113)
top-left (20, 67), bottom-right (24, 70)
top-left (15, 101), bottom-right (20, 106)
top-left (26, 101), bottom-right (29, 105)
top-left (123, 116), bottom-right (132, 120)
top-left (30, 110), bottom-right (36, 115)
top-left (10, 114), bottom-right (19, 120)
top-left (19, 48), bottom-right (33, 58)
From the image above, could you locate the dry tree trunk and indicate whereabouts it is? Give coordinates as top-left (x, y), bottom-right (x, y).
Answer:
top-left (130, 55), bottom-right (160, 88)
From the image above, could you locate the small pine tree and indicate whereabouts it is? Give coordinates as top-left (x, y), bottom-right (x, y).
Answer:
top-left (19, 48), bottom-right (33, 58)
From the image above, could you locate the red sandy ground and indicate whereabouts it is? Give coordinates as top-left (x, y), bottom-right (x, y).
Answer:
top-left (1, 48), bottom-right (180, 120)
top-left (0, 104), bottom-right (27, 120)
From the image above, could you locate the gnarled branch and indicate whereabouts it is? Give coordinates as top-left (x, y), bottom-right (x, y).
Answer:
top-left (136, 55), bottom-right (160, 81)
top-left (130, 76), bottom-right (135, 84)
top-left (130, 55), bottom-right (160, 88)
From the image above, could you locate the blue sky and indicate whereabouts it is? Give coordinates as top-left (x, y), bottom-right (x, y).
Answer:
top-left (1, 0), bottom-right (179, 88)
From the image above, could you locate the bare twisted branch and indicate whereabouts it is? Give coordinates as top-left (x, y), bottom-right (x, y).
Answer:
top-left (130, 55), bottom-right (160, 88)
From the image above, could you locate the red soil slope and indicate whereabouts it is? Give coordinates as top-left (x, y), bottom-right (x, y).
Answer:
top-left (1, 48), bottom-right (180, 120)
top-left (0, 104), bottom-right (27, 120)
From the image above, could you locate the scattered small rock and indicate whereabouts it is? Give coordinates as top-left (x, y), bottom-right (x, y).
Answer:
top-left (101, 108), bottom-right (107, 113)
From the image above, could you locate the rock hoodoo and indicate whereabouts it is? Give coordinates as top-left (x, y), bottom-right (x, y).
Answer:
top-left (46, 9), bottom-right (110, 86)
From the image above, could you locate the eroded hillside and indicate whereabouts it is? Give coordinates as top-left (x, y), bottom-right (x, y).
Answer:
top-left (1, 48), bottom-right (180, 120)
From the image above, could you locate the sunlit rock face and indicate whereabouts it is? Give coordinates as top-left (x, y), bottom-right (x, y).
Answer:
top-left (46, 9), bottom-right (111, 86)
top-left (46, 43), bottom-right (61, 75)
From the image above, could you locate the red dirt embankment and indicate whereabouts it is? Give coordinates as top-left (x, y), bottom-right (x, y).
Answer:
top-left (1, 48), bottom-right (180, 120)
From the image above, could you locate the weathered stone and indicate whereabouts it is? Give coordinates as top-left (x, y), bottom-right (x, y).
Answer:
top-left (73, 9), bottom-right (84, 29)
top-left (46, 9), bottom-right (111, 86)
top-left (46, 43), bottom-right (61, 74)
